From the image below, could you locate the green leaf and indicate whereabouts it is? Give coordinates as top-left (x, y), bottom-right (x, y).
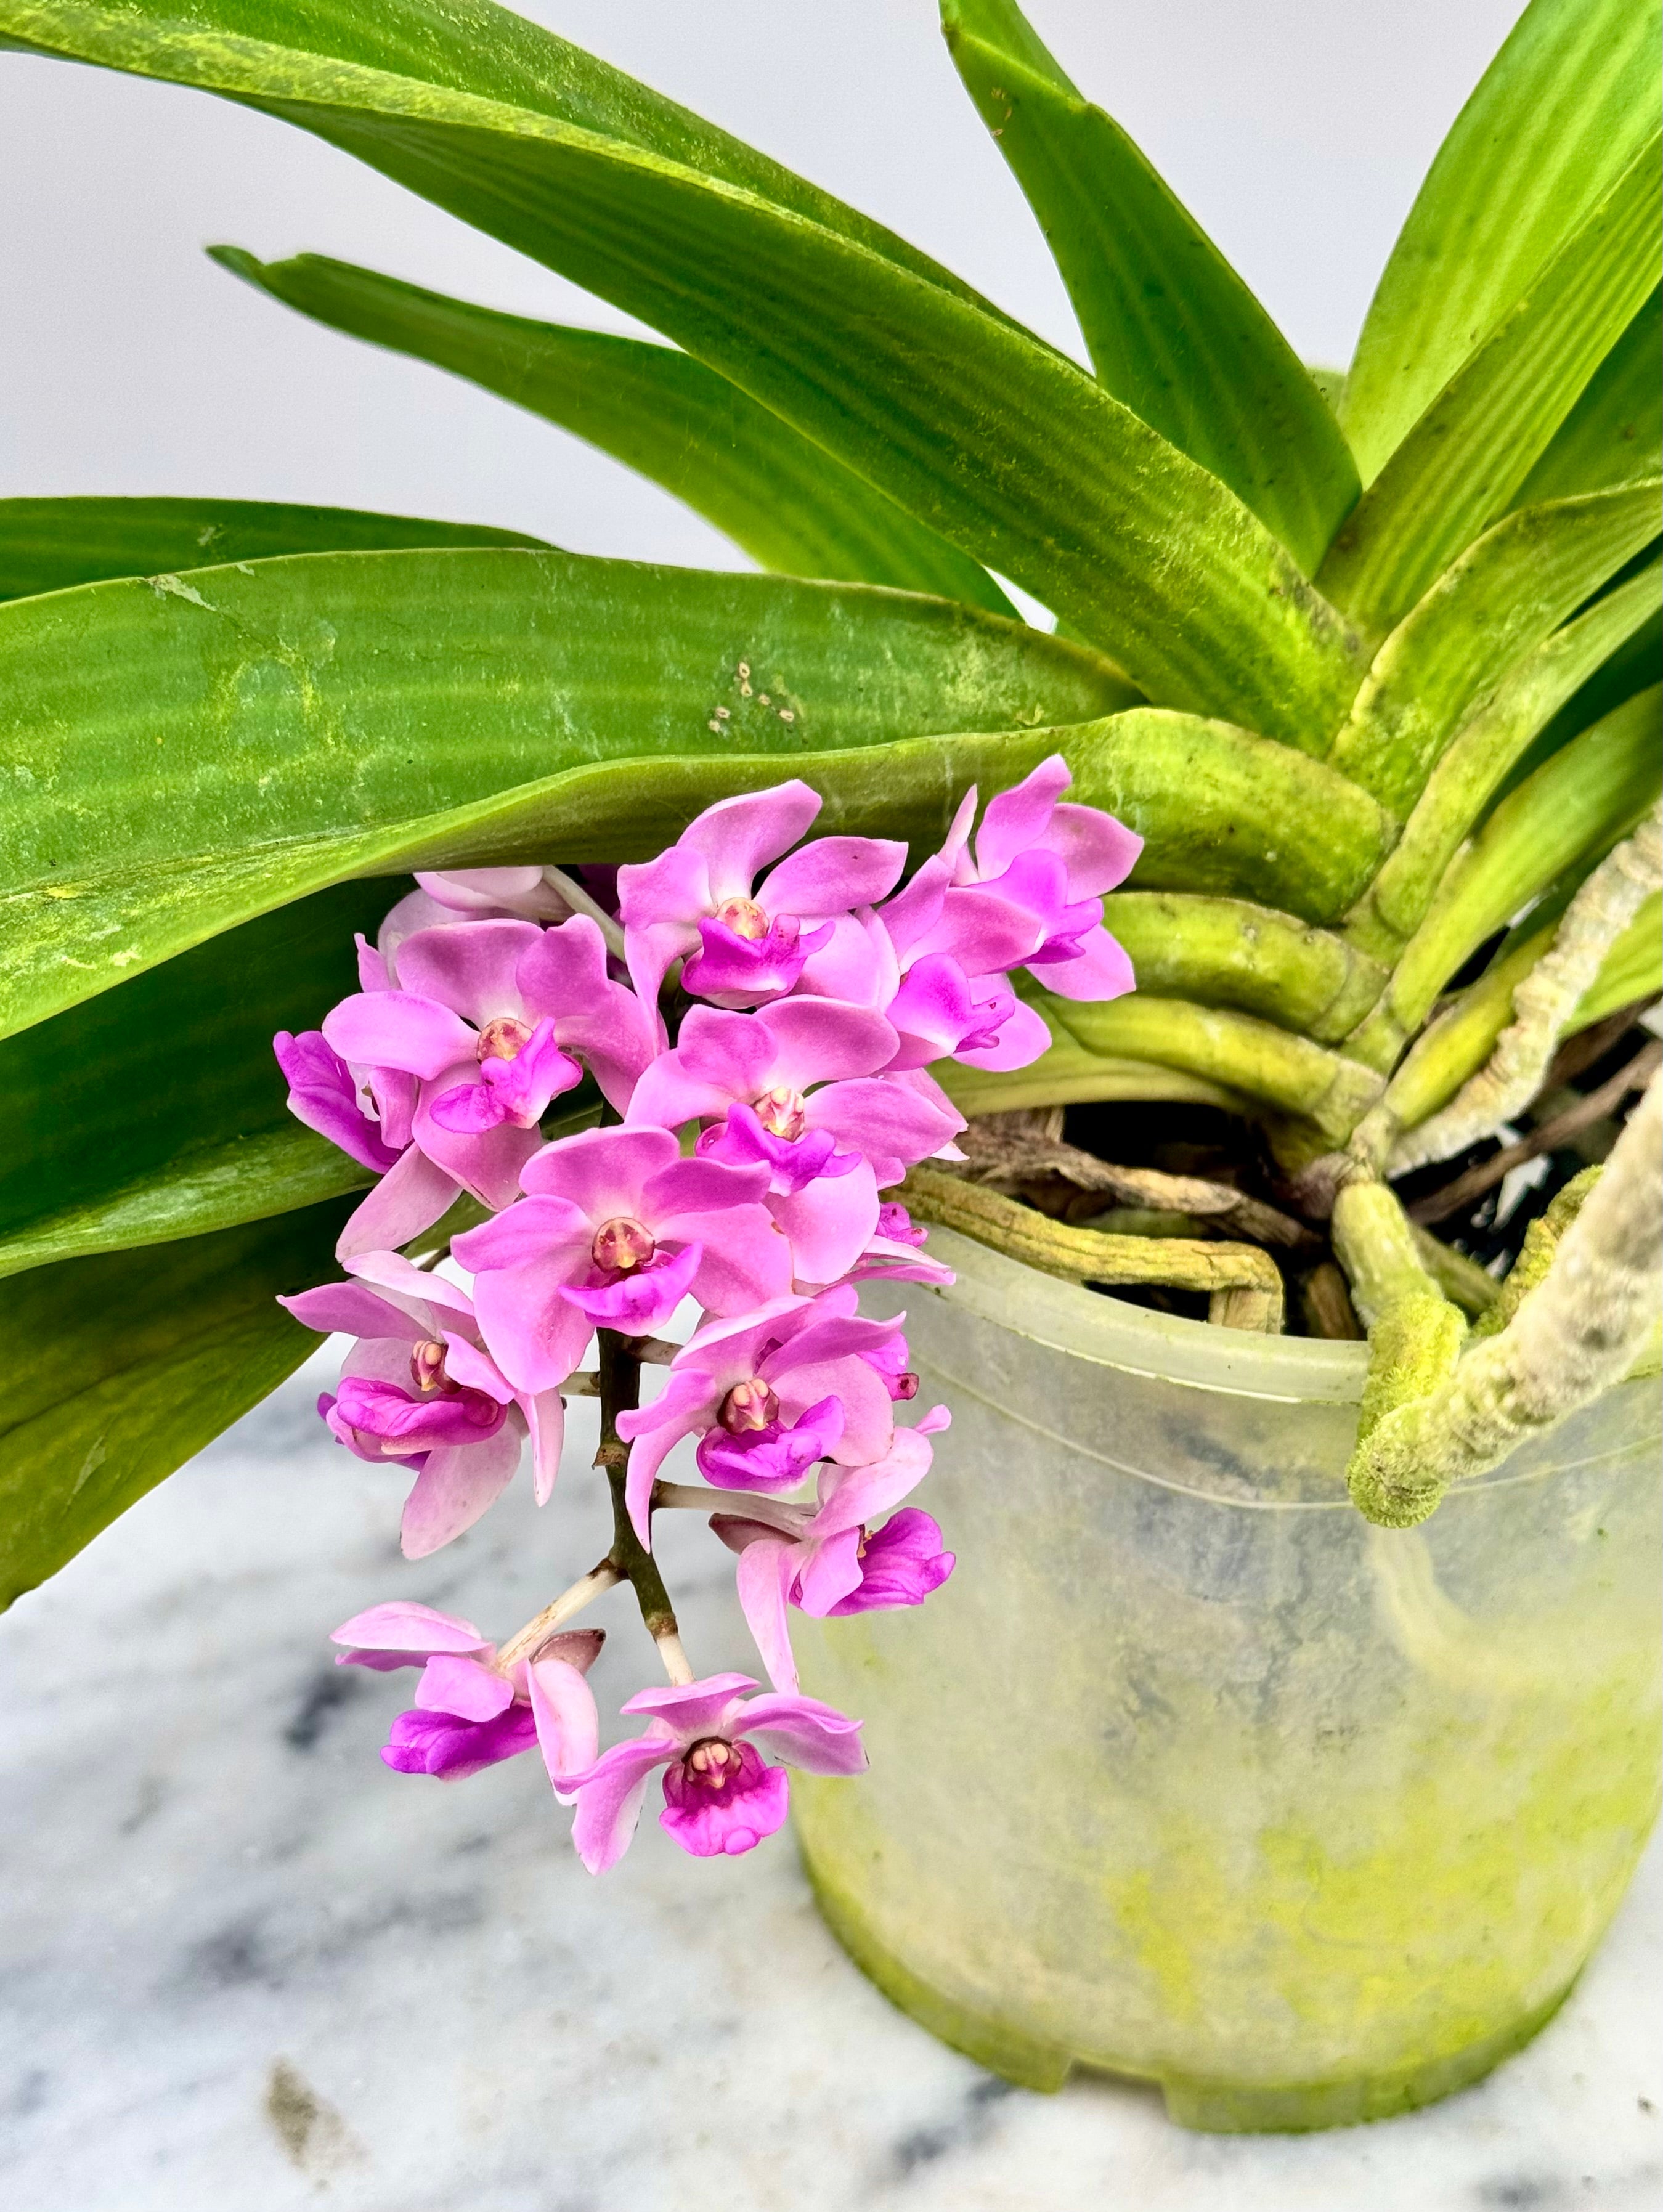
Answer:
top-left (0, 546), bottom-right (1136, 1036)
top-left (1495, 598), bottom-right (1663, 805)
top-left (1350, 685), bottom-right (1663, 1060)
top-left (209, 248), bottom-right (1018, 616)
top-left (1350, 557), bottom-right (1662, 954)
top-left (0, 880), bottom-right (384, 1272)
top-left (0, 1), bottom-right (1364, 739)
top-left (0, 1198), bottom-right (352, 1611)
top-left (1317, 132), bottom-right (1663, 636)
top-left (1510, 286), bottom-right (1663, 510)
top-left (1060, 710), bottom-right (1391, 923)
top-left (940, 0), bottom-right (1359, 575)
top-left (0, 494), bottom-right (547, 603)
top-left (1326, 482), bottom-right (1663, 816)
top-left (1099, 892), bottom-right (1387, 1044)
top-left (1341, 0), bottom-right (1662, 486)
top-left (1573, 888), bottom-right (1662, 1027)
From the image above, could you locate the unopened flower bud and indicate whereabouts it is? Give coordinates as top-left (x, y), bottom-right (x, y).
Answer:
top-left (753, 1084), bottom-right (807, 1141)
top-left (712, 896), bottom-right (770, 941)
top-left (720, 1376), bottom-right (780, 1433)
top-left (409, 1339), bottom-right (449, 1393)
top-left (476, 1014), bottom-right (534, 1062)
top-left (592, 1216), bottom-right (656, 1273)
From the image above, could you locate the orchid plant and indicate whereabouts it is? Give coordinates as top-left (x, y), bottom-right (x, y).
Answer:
top-left (1, 0), bottom-right (1660, 1668)
top-left (273, 762), bottom-right (1134, 1868)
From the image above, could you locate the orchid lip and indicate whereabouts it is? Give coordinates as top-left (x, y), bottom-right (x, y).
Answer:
top-left (476, 1014), bottom-right (533, 1062)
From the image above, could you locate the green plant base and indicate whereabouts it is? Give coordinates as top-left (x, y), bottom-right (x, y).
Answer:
top-left (801, 1835), bottom-right (1576, 2132)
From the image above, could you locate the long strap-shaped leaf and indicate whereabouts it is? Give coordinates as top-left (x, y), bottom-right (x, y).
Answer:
top-left (1327, 482), bottom-right (1663, 816)
top-left (0, 2), bottom-right (1364, 739)
top-left (0, 880), bottom-right (383, 1269)
top-left (1318, 132), bottom-right (1663, 639)
top-left (1347, 686), bottom-right (1663, 1065)
top-left (1341, 0), bottom-right (1662, 486)
top-left (938, 0), bottom-right (1357, 577)
top-left (1353, 558), bottom-right (1663, 954)
top-left (0, 546), bottom-right (1135, 1036)
top-left (0, 494), bottom-right (548, 601)
top-left (0, 1199), bottom-right (352, 1611)
top-left (1509, 285), bottom-right (1663, 511)
top-left (211, 248), bottom-right (1017, 615)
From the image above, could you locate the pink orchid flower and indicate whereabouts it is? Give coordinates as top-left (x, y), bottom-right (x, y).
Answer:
top-left (716, 1415), bottom-right (953, 1692)
top-left (616, 780), bottom-right (905, 1008)
top-left (615, 1287), bottom-right (905, 1540)
top-left (281, 1252), bottom-right (567, 1556)
top-left (274, 1028), bottom-right (406, 1176)
top-left (452, 1125), bottom-right (792, 1396)
top-left (330, 1602), bottom-right (601, 1784)
top-left (322, 914), bottom-right (657, 1211)
top-left (925, 752), bottom-right (1142, 1003)
top-left (627, 998), bottom-right (961, 1273)
top-left (564, 1672), bottom-right (866, 1870)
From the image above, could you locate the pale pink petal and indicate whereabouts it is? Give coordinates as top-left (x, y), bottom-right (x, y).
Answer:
top-left (343, 1249), bottom-right (476, 1327)
top-left (279, 1281), bottom-right (413, 1341)
top-left (1044, 800), bottom-right (1143, 895)
top-left (399, 1425), bottom-right (522, 1558)
top-left (526, 1388), bottom-right (566, 1505)
top-left (767, 1161), bottom-right (880, 1288)
top-left (805, 1078), bottom-right (963, 1168)
top-left (951, 996), bottom-right (1054, 1072)
top-left (519, 1124), bottom-right (677, 1216)
top-left (415, 1653), bottom-right (514, 1720)
top-left (733, 1693), bottom-right (868, 1775)
top-left (759, 836), bottom-right (906, 917)
top-left (394, 919), bottom-right (542, 1026)
top-left (757, 997), bottom-right (898, 1087)
top-left (681, 1206), bottom-right (795, 1316)
top-left (569, 1736), bottom-right (675, 1873)
top-left (330, 1600), bottom-right (489, 1661)
top-left (412, 1085), bottom-right (540, 1210)
top-left (1026, 924), bottom-right (1136, 1002)
top-left (680, 781), bottom-right (821, 894)
top-left (809, 1427), bottom-right (938, 1538)
top-left (643, 1155), bottom-right (771, 1222)
top-left (622, 1673), bottom-right (755, 1741)
top-left (529, 1656), bottom-right (601, 1793)
top-left (793, 1527), bottom-right (866, 1616)
top-left (323, 991), bottom-right (478, 1080)
top-left (736, 1538), bottom-right (802, 1694)
top-left (335, 1145), bottom-right (460, 1262)
top-left (972, 755), bottom-right (1071, 877)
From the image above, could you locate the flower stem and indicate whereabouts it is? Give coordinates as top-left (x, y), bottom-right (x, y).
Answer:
top-left (496, 1559), bottom-right (622, 1669)
top-left (653, 1481), bottom-right (813, 1536)
top-left (596, 1327), bottom-right (691, 1682)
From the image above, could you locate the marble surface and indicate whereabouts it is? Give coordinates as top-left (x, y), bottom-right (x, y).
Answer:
top-left (3, 1354), bottom-right (1660, 2212)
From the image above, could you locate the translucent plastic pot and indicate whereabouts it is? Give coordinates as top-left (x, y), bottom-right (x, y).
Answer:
top-left (791, 1229), bottom-right (1662, 2132)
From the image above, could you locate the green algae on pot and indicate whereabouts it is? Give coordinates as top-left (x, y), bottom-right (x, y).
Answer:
top-left (791, 1230), bottom-right (1662, 2129)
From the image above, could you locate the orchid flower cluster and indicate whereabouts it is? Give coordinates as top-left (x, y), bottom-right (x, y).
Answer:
top-left (275, 760), bottom-right (1139, 1871)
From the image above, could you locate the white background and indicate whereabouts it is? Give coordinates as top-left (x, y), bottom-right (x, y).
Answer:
top-left (2, 0), bottom-right (1523, 568)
